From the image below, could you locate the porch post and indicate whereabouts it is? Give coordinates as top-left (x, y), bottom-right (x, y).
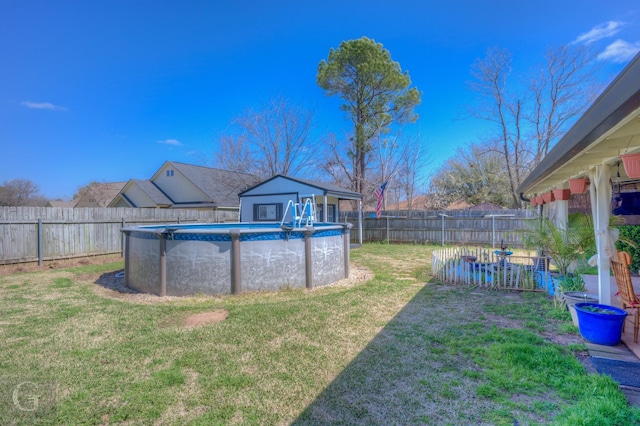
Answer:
top-left (554, 186), bottom-right (569, 232)
top-left (590, 165), bottom-right (612, 305)
top-left (323, 196), bottom-right (328, 222)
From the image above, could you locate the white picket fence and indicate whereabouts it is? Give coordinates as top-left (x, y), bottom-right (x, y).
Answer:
top-left (431, 247), bottom-right (551, 291)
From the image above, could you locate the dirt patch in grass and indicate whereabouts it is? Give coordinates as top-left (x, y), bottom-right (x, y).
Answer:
top-left (183, 310), bottom-right (229, 327)
top-left (542, 330), bottom-right (584, 346)
top-left (313, 265), bottom-right (374, 289)
top-left (0, 254), bottom-right (122, 276)
top-left (481, 312), bottom-right (524, 329)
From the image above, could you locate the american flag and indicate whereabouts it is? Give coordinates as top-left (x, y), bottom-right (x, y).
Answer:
top-left (373, 181), bottom-right (387, 218)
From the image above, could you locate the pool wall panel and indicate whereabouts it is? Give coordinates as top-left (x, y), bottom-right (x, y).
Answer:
top-left (166, 239), bottom-right (232, 296)
top-left (240, 238), bottom-right (306, 291)
top-left (127, 234), bottom-right (160, 294)
top-left (311, 235), bottom-right (345, 287)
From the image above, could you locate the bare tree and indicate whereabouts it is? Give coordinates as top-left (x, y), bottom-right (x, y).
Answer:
top-left (216, 134), bottom-right (254, 176)
top-left (320, 126), bottom-right (430, 212)
top-left (468, 45), bottom-right (598, 207)
top-left (528, 45), bottom-right (599, 164)
top-left (216, 96), bottom-right (316, 179)
top-left (319, 133), bottom-right (361, 210)
top-left (368, 130), bottom-right (403, 211)
top-left (0, 178), bottom-right (47, 206)
top-left (469, 47), bottom-right (528, 207)
top-left (396, 135), bottom-right (430, 210)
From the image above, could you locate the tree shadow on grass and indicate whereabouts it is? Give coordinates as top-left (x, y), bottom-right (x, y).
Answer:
top-left (292, 284), bottom-right (545, 425)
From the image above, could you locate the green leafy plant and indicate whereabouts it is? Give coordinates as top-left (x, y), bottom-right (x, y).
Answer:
top-left (521, 213), bottom-right (595, 276)
top-left (557, 274), bottom-right (585, 292)
top-left (617, 225), bottom-right (640, 272)
top-left (579, 305), bottom-right (620, 315)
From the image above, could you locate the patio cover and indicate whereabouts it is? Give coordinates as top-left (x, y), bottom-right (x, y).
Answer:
top-left (517, 52), bottom-right (640, 305)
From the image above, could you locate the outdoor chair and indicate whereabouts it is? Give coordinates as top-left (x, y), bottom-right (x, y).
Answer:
top-left (610, 251), bottom-right (640, 343)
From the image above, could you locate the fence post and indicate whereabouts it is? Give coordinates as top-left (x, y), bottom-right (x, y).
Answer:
top-left (121, 217), bottom-right (126, 257)
top-left (123, 231), bottom-right (130, 287)
top-left (439, 214), bottom-right (448, 246)
top-left (492, 216), bottom-right (496, 248)
top-left (38, 218), bottom-right (43, 266)
top-left (386, 216), bottom-right (390, 243)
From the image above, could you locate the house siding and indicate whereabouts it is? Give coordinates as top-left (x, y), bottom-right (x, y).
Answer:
top-left (153, 166), bottom-right (209, 203)
top-left (241, 194), bottom-right (295, 222)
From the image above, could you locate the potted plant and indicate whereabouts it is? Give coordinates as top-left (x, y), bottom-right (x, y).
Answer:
top-left (575, 303), bottom-right (627, 345)
top-left (558, 274), bottom-right (598, 326)
top-left (522, 213), bottom-right (595, 296)
top-left (553, 188), bottom-right (571, 201)
top-left (621, 153), bottom-right (640, 179)
top-left (568, 178), bottom-right (588, 194)
top-left (541, 192), bottom-right (555, 203)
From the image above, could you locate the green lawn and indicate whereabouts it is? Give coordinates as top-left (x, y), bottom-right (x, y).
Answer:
top-left (0, 244), bottom-right (638, 425)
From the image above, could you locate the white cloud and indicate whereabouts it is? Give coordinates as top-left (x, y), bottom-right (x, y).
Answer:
top-left (21, 101), bottom-right (67, 111)
top-left (157, 139), bottom-right (183, 146)
top-left (597, 39), bottom-right (640, 63)
top-left (574, 21), bottom-right (625, 45)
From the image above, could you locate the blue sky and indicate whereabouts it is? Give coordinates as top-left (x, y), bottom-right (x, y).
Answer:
top-left (1, 1), bottom-right (639, 199)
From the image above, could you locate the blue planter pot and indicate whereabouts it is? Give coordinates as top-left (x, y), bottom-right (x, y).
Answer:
top-left (575, 303), bottom-right (628, 346)
top-left (549, 275), bottom-right (564, 296)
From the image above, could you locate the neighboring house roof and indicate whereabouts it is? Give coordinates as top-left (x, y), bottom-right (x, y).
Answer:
top-left (109, 162), bottom-right (259, 209)
top-left (468, 202), bottom-right (504, 211)
top-left (446, 200), bottom-right (473, 210)
top-left (384, 196), bottom-right (477, 211)
top-left (131, 179), bottom-right (173, 206)
top-left (46, 200), bottom-right (78, 208)
top-left (75, 182), bottom-right (127, 207)
top-left (239, 175), bottom-right (363, 200)
top-left (161, 161), bottom-right (260, 207)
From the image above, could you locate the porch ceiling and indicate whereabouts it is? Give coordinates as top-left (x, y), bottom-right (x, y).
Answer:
top-left (517, 53), bottom-right (640, 197)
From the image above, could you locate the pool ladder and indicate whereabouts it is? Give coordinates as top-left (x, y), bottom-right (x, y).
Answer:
top-left (281, 196), bottom-right (316, 228)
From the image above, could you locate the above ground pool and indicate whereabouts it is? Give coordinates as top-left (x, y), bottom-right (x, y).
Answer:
top-left (121, 222), bottom-right (352, 296)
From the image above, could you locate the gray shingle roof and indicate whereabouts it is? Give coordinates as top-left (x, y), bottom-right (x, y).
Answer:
top-left (169, 162), bottom-right (260, 207)
top-left (240, 175), bottom-right (363, 200)
top-left (132, 180), bottom-right (172, 205)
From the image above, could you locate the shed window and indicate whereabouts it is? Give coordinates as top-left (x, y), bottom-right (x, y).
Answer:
top-left (317, 204), bottom-right (336, 222)
top-left (254, 203), bottom-right (282, 221)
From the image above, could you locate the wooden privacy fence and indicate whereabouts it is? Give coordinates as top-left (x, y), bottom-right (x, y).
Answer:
top-left (431, 247), bottom-right (551, 291)
top-left (343, 210), bottom-right (538, 247)
top-left (0, 207), bottom-right (237, 265)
